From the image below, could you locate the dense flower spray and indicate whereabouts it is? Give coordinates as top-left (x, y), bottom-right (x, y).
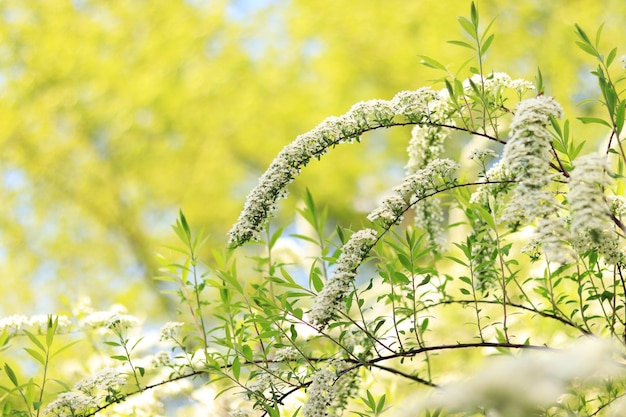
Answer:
top-left (310, 228), bottom-right (378, 327)
top-left (499, 95), bottom-right (564, 224)
top-left (228, 88), bottom-right (451, 247)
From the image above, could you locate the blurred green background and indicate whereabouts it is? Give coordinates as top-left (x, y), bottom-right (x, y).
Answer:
top-left (0, 0), bottom-right (623, 318)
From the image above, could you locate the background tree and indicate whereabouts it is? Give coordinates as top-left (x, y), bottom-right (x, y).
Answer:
top-left (0, 0), bottom-right (624, 318)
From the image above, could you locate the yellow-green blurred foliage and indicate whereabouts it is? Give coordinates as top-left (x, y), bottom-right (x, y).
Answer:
top-left (0, 0), bottom-right (623, 317)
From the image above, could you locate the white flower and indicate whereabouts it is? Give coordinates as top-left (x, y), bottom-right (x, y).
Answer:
top-left (310, 228), bottom-right (378, 327)
top-left (463, 72), bottom-right (535, 95)
top-left (303, 369), bottom-right (336, 417)
top-left (274, 347), bottom-right (299, 362)
top-left (159, 321), bottom-right (184, 342)
top-left (468, 148), bottom-right (498, 162)
top-left (500, 95), bottom-right (563, 223)
top-left (43, 391), bottom-right (97, 417)
top-left (421, 338), bottom-right (618, 416)
top-left (229, 89), bottom-right (450, 247)
top-left (0, 314), bottom-right (30, 336)
top-left (80, 309), bottom-right (140, 332)
top-left (405, 124), bottom-right (451, 174)
top-left (534, 217), bottom-right (573, 264)
top-left (74, 367), bottom-right (126, 399)
top-left (568, 153), bottom-right (622, 264)
top-left (27, 315), bottom-right (72, 335)
top-left (230, 410), bottom-right (254, 417)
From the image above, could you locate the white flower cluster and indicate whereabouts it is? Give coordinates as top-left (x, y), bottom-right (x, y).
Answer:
top-left (0, 314), bottom-right (72, 337)
top-left (44, 368), bottom-right (127, 416)
top-left (228, 88), bottom-right (452, 247)
top-left (303, 369), bottom-right (336, 417)
top-left (367, 159), bottom-right (460, 230)
top-left (43, 391), bottom-right (97, 417)
top-left (81, 310), bottom-right (140, 331)
top-left (274, 346), bottom-right (299, 362)
top-left (463, 72), bottom-right (535, 95)
top-left (230, 410), bottom-right (254, 417)
top-left (467, 148), bottom-right (498, 162)
top-left (405, 124), bottom-right (451, 175)
top-left (159, 321), bottom-right (184, 342)
top-left (419, 338), bottom-right (619, 416)
top-left (534, 217), bottom-right (573, 264)
top-left (500, 95), bottom-right (564, 223)
top-left (74, 367), bottom-right (127, 398)
top-left (310, 228), bottom-right (378, 327)
top-left (569, 153), bottom-right (622, 264)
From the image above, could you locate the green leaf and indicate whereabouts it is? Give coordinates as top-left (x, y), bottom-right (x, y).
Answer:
top-left (480, 33), bottom-right (495, 55)
top-left (24, 348), bottom-right (45, 366)
top-left (232, 356), bottom-right (241, 379)
top-left (574, 23), bottom-right (591, 44)
top-left (417, 55), bottom-right (447, 70)
top-left (51, 340), bottom-right (81, 359)
top-left (577, 116), bottom-right (612, 127)
top-left (46, 316), bottom-right (57, 348)
top-left (3, 364), bottom-right (18, 387)
top-left (458, 16), bottom-right (477, 40)
top-left (615, 100), bottom-right (625, 134)
top-left (179, 210), bottom-right (191, 240)
top-left (470, 1), bottom-right (478, 26)
top-left (575, 41), bottom-right (598, 58)
top-left (447, 40), bottom-right (475, 50)
top-left (535, 66), bottom-right (544, 94)
top-left (607, 47), bottom-right (618, 67)
top-left (110, 355), bottom-right (128, 361)
top-left (22, 330), bottom-right (45, 353)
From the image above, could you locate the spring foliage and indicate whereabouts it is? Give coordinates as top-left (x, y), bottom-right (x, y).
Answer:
top-left (3, 2), bottom-right (626, 417)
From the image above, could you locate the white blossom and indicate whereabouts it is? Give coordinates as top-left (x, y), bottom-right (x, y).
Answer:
top-left (310, 228), bottom-right (378, 327)
top-left (0, 314), bottom-right (30, 336)
top-left (368, 159), bottom-right (459, 251)
top-left (569, 153), bottom-right (622, 264)
top-left (159, 321), bottom-right (184, 342)
top-left (27, 314), bottom-right (72, 334)
top-left (467, 148), bottom-right (497, 162)
top-left (500, 95), bottom-right (563, 223)
top-left (303, 369), bottom-right (336, 417)
top-left (73, 367), bottom-right (126, 400)
top-left (43, 391), bottom-right (97, 417)
top-left (81, 310), bottom-right (140, 331)
top-left (534, 217), bottom-right (573, 264)
top-left (230, 410), bottom-right (254, 417)
top-left (463, 72), bottom-right (535, 95)
top-left (420, 338), bottom-right (619, 416)
top-left (229, 89), bottom-right (450, 247)
top-left (274, 347), bottom-right (299, 362)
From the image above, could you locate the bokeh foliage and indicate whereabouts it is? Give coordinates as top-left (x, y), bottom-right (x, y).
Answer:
top-left (0, 0), bottom-right (624, 315)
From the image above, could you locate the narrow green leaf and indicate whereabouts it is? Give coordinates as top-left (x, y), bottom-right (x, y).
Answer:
top-left (577, 116), bottom-right (612, 127)
top-left (480, 33), bottom-right (495, 55)
top-left (470, 1), bottom-right (478, 26)
top-left (232, 356), bottom-right (240, 379)
top-left (574, 23), bottom-right (591, 44)
top-left (179, 210), bottom-right (191, 240)
top-left (46, 316), bottom-right (57, 348)
top-left (110, 355), bottom-right (128, 361)
top-left (447, 40), bottom-right (475, 50)
top-left (3, 364), bottom-right (18, 386)
top-left (51, 340), bottom-right (81, 359)
top-left (594, 22), bottom-right (605, 49)
top-left (417, 55), bottom-right (447, 70)
top-left (615, 100), bottom-right (625, 135)
top-left (575, 41), bottom-right (598, 58)
top-left (458, 17), bottom-right (477, 40)
top-left (607, 47), bottom-right (618, 67)
top-left (22, 330), bottom-right (45, 353)
top-left (536, 66), bottom-right (544, 94)
top-left (24, 348), bottom-right (46, 366)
